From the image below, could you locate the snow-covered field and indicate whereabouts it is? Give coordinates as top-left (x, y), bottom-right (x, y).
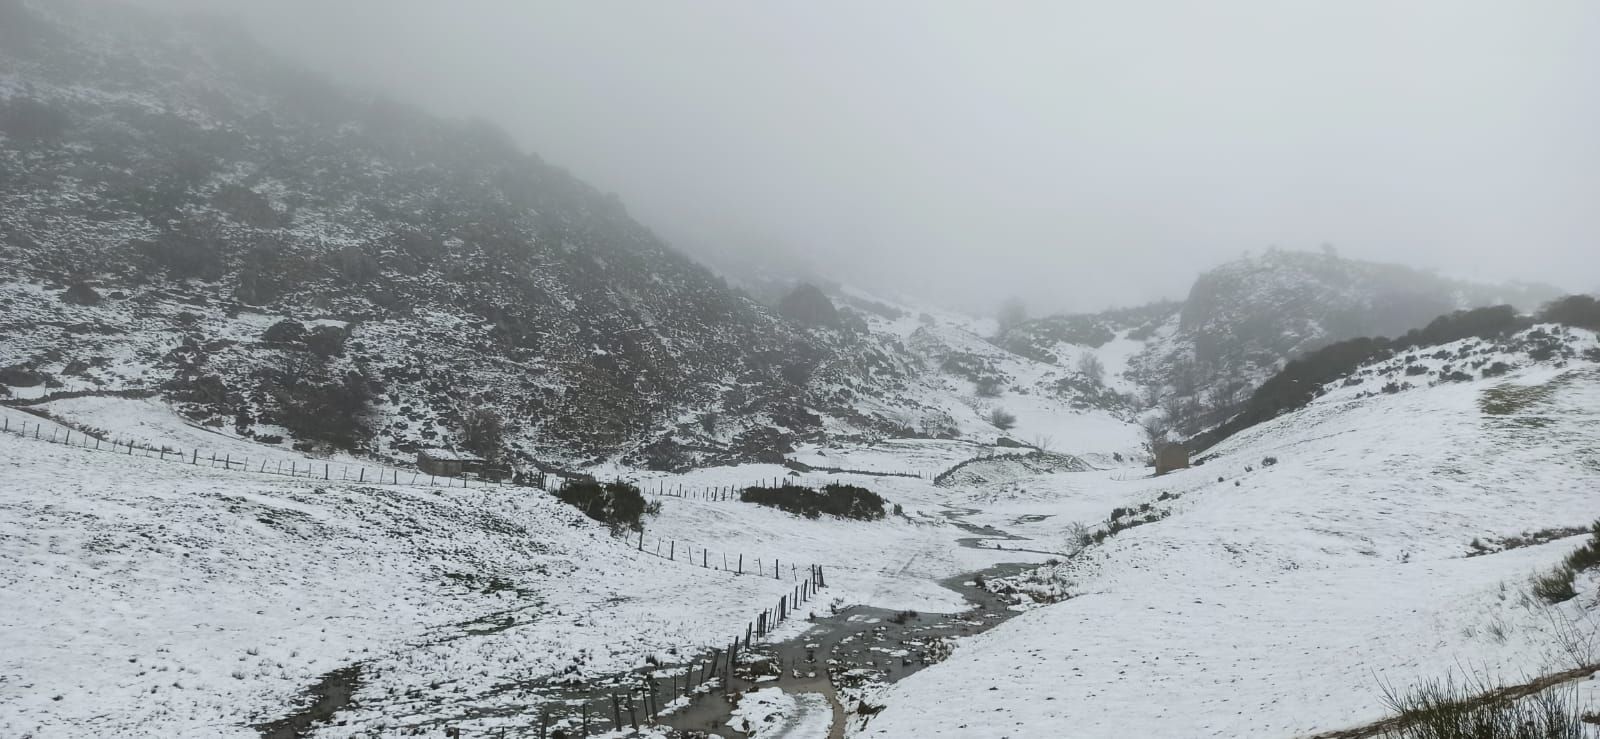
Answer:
top-left (0, 413), bottom-right (814, 737)
top-left (0, 404), bottom-right (1010, 737)
top-left (863, 357), bottom-right (1600, 737)
top-left (4, 331), bottom-right (1598, 738)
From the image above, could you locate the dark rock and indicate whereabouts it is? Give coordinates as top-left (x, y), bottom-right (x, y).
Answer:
top-left (777, 283), bottom-right (841, 328)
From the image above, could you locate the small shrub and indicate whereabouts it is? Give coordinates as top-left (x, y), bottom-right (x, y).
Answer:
top-left (974, 377), bottom-right (1003, 398)
top-left (1532, 566), bottom-right (1578, 604)
top-left (1562, 521), bottom-right (1600, 572)
top-left (988, 407), bottom-right (1017, 430)
top-left (555, 480), bottom-right (652, 533)
top-left (1481, 362), bottom-right (1513, 378)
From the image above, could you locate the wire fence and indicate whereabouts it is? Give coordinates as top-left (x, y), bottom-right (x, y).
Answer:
top-left (637, 472), bottom-right (928, 504)
top-left (554, 565), bottom-right (827, 738)
top-left (628, 525), bottom-right (821, 582)
top-left (4, 408), bottom-right (838, 738)
top-left (0, 410), bottom-right (550, 490)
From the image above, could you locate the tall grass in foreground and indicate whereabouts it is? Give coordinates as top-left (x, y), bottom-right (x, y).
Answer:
top-left (1377, 675), bottom-right (1586, 739)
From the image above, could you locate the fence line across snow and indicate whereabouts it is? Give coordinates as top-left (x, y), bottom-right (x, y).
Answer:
top-left (0, 411), bottom-right (551, 491)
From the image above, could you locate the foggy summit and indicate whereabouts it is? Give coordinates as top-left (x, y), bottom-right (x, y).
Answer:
top-left (1, 1), bottom-right (1598, 737)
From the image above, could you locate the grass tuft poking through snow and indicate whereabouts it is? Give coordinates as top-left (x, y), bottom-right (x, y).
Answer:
top-left (1532, 522), bottom-right (1600, 604)
top-left (1376, 675), bottom-right (1587, 739)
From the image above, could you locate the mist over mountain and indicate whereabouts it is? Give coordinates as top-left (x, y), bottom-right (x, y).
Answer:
top-left (4, 3), bottom-right (1600, 738)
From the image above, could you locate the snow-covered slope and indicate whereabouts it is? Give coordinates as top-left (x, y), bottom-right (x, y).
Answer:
top-left (0, 409), bottom-right (818, 737)
top-left (0, 397), bottom-right (1042, 737)
top-left (861, 330), bottom-right (1600, 737)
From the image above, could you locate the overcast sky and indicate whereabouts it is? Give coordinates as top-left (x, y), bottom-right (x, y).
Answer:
top-left (147, 0), bottom-right (1599, 315)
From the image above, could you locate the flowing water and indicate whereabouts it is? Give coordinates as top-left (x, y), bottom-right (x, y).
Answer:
top-left (258, 506), bottom-right (1051, 738)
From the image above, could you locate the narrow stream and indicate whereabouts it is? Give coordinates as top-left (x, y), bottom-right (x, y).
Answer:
top-left (256, 507), bottom-right (1049, 738)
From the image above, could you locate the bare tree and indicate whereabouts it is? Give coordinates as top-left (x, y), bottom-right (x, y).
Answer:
top-left (1077, 353), bottom-right (1105, 386)
top-left (460, 406), bottom-right (506, 462)
top-left (1140, 417), bottom-right (1170, 466)
top-left (1064, 521), bottom-right (1092, 553)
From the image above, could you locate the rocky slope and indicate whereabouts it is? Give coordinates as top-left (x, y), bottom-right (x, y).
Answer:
top-left (998, 248), bottom-right (1562, 435)
top-left (0, 0), bottom-right (946, 470)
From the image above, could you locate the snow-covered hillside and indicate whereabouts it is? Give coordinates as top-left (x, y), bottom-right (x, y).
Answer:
top-left (0, 401), bottom-right (1039, 737)
top-left (861, 329), bottom-right (1600, 737)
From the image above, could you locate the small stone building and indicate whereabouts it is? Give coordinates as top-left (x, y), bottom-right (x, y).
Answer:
top-left (417, 449), bottom-right (485, 477)
top-left (1154, 444), bottom-right (1190, 475)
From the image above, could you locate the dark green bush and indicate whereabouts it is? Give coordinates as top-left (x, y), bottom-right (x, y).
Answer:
top-left (555, 480), bottom-right (655, 533)
top-left (739, 483), bottom-right (886, 521)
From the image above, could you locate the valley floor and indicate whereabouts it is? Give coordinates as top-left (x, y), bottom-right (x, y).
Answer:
top-left (3, 357), bottom-right (1599, 738)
